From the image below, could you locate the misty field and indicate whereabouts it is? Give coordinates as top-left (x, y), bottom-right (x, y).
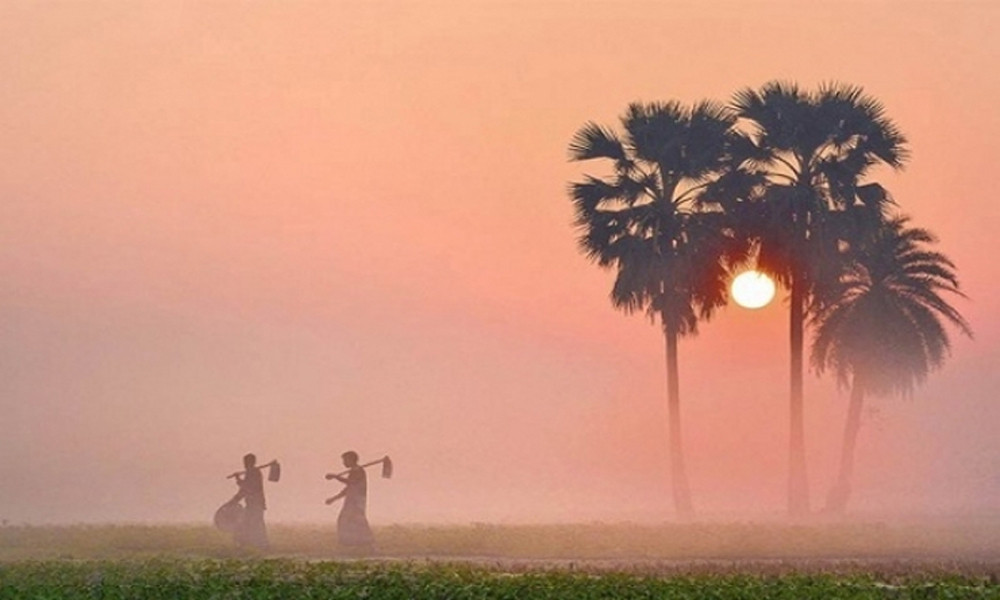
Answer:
top-left (2, 521), bottom-right (1000, 598)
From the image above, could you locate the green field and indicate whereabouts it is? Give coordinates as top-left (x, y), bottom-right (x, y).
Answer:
top-left (3, 559), bottom-right (999, 599)
top-left (2, 521), bottom-right (999, 598)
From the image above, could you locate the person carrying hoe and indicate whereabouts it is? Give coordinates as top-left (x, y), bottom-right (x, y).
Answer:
top-left (227, 453), bottom-right (273, 550)
top-left (326, 450), bottom-right (375, 549)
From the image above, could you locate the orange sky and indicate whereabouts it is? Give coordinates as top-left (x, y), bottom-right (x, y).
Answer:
top-left (0, 1), bottom-right (997, 524)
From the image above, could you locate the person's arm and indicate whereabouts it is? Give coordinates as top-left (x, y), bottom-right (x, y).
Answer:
top-left (325, 487), bottom-right (347, 505)
top-left (325, 472), bottom-right (348, 483)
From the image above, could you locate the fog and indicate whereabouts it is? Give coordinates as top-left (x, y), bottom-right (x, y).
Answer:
top-left (1, 2), bottom-right (998, 528)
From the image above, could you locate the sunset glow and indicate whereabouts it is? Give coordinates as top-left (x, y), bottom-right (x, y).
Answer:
top-left (731, 271), bottom-right (776, 309)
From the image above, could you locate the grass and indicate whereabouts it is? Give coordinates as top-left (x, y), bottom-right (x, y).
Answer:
top-left (2, 522), bottom-right (999, 598)
top-left (1, 559), bottom-right (998, 599)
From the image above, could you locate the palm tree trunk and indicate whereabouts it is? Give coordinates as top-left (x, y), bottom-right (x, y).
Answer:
top-left (824, 377), bottom-right (864, 514)
top-left (664, 323), bottom-right (694, 519)
top-left (788, 276), bottom-right (810, 516)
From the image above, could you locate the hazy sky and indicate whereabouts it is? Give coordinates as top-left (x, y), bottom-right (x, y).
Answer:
top-left (1, 1), bottom-right (998, 525)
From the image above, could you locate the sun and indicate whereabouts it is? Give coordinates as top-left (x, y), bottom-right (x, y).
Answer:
top-left (731, 270), bottom-right (776, 309)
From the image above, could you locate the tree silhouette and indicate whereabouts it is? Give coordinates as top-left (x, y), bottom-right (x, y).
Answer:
top-left (811, 215), bottom-right (971, 513)
top-left (568, 101), bottom-right (746, 518)
top-left (728, 81), bottom-right (908, 514)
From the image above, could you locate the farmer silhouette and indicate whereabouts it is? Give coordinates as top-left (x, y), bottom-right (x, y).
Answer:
top-left (228, 453), bottom-right (270, 549)
top-left (326, 450), bottom-right (375, 548)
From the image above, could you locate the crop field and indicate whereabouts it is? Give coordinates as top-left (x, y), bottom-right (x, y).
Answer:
top-left (3, 559), bottom-right (1000, 599)
top-left (2, 520), bottom-right (999, 598)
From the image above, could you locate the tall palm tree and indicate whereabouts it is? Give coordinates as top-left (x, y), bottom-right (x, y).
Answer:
top-left (811, 215), bottom-right (971, 513)
top-left (729, 81), bottom-right (909, 514)
top-left (568, 100), bottom-right (746, 518)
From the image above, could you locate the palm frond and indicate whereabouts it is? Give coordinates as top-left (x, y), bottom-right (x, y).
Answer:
top-left (569, 122), bottom-right (626, 162)
top-left (569, 177), bottom-right (624, 219)
top-left (855, 183), bottom-right (895, 211)
top-left (897, 253), bottom-right (959, 285)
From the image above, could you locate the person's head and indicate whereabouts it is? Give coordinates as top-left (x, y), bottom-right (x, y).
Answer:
top-left (341, 451), bottom-right (359, 467)
top-left (243, 453), bottom-right (256, 470)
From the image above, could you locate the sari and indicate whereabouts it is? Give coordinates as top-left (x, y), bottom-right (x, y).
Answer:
top-left (233, 468), bottom-right (269, 550)
top-left (337, 465), bottom-right (374, 547)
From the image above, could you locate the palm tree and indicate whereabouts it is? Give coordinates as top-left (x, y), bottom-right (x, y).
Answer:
top-left (568, 100), bottom-right (746, 518)
top-left (811, 215), bottom-right (971, 513)
top-left (729, 81), bottom-right (909, 514)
